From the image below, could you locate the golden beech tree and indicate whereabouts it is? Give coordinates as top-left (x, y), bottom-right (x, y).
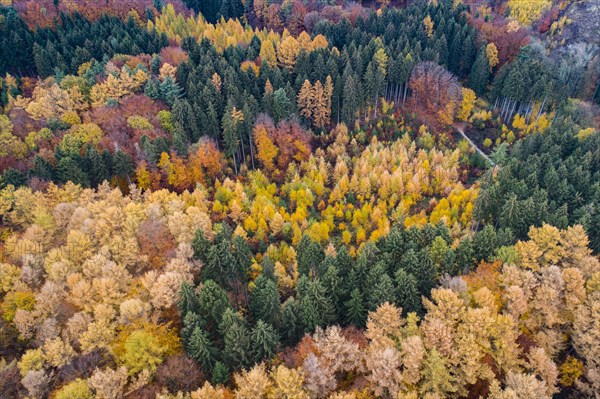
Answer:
top-left (234, 363), bottom-right (272, 398)
top-left (254, 123), bottom-right (279, 173)
top-left (456, 88), bottom-right (476, 121)
top-left (270, 365), bottom-right (309, 399)
top-left (16, 82), bottom-right (75, 120)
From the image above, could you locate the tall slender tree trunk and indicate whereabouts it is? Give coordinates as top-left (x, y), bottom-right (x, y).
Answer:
top-left (248, 131), bottom-right (255, 170)
top-left (240, 134), bottom-right (246, 165)
top-left (508, 99), bottom-right (518, 123)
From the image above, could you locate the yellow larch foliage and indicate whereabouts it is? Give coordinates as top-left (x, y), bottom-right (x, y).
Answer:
top-left (297, 77), bottom-right (333, 128)
top-left (374, 48), bottom-right (389, 77)
top-left (149, 4), bottom-right (327, 58)
top-left (311, 34), bottom-right (329, 50)
top-left (278, 35), bottom-right (301, 70)
top-left (297, 80), bottom-right (314, 120)
top-left (559, 356), bottom-right (584, 387)
top-left (423, 15), bottom-right (434, 38)
top-left (241, 60), bottom-right (260, 76)
top-left (90, 67), bottom-right (148, 106)
top-left (508, 0), bottom-right (552, 25)
top-left (260, 39), bottom-right (278, 68)
top-left (576, 127), bottom-right (596, 141)
top-left (486, 43), bottom-right (499, 69)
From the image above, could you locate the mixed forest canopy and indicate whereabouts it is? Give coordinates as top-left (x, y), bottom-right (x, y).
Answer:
top-left (0, 0), bottom-right (599, 398)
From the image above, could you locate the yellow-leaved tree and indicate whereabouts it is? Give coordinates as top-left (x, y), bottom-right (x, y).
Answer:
top-left (457, 88), bottom-right (476, 121)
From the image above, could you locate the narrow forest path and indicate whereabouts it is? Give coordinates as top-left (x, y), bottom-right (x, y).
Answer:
top-left (453, 123), bottom-right (496, 167)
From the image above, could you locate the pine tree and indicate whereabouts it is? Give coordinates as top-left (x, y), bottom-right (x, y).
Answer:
top-left (472, 225), bottom-right (497, 262)
top-left (468, 46), bottom-right (490, 96)
top-left (192, 229), bottom-right (211, 264)
top-left (57, 157), bottom-right (89, 187)
top-left (249, 274), bottom-right (281, 327)
top-left (273, 88), bottom-right (292, 122)
top-left (188, 326), bottom-right (218, 371)
top-left (280, 297), bottom-right (300, 346)
top-left (342, 72), bottom-right (360, 126)
top-left (219, 307), bottom-right (245, 336)
top-left (366, 263), bottom-right (396, 311)
top-left (345, 288), bottom-right (366, 327)
top-left (222, 316), bottom-right (251, 369)
top-left (415, 249), bottom-right (436, 296)
top-left (86, 146), bottom-right (109, 186)
top-left (222, 101), bottom-right (242, 174)
top-left (321, 264), bottom-right (345, 319)
top-left (364, 62), bottom-right (378, 113)
top-left (297, 235), bottom-right (324, 277)
top-left (335, 246), bottom-right (354, 281)
top-left (31, 155), bottom-right (55, 181)
top-left (250, 320), bottom-right (280, 363)
top-left (400, 249), bottom-right (420, 276)
top-left (211, 361), bottom-right (230, 386)
top-left (159, 76), bottom-right (182, 106)
top-left (178, 282), bottom-right (201, 317)
top-left (455, 237), bottom-right (474, 273)
top-left (394, 269), bottom-right (422, 314)
top-left (33, 43), bottom-right (53, 78)
top-left (112, 151), bottom-right (133, 183)
top-left (197, 280), bottom-right (231, 328)
top-left (499, 194), bottom-right (521, 235)
top-left (232, 235), bottom-right (252, 306)
top-left (181, 312), bottom-right (204, 347)
top-left (298, 277), bottom-right (335, 334)
top-left (1, 168), bottom-right (26, 189)
top-left (219, 0), bottom-right (244, 21)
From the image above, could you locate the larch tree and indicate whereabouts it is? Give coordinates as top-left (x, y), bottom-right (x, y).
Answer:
top-left (297, 80), bottom-right (314, 121)
top-left (260, 40), bottom-right (277, 68)
top-left (277, 36), bottom-right (300, 70)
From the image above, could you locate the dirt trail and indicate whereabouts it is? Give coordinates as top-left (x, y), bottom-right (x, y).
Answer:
top-left (453, 123), bottom-right (496, 167)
